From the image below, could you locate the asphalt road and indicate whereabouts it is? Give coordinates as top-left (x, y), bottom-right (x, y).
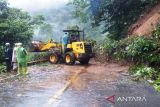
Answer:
top-left (0, 60), bottom-right (159, 107)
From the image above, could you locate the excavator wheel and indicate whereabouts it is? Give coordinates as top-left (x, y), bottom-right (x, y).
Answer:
top-left (79, 58), bottom-right (90, 65)
top-left (49, 52), bottom-right (60, 64)
top-left (65, 52), bottom-right (75, 65)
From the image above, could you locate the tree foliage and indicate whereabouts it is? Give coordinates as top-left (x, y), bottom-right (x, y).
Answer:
top-left (38, 23), bottom-right (54, 40)
top-left (69, 0), bottom-right (160, 39)
top-left (31, 14), bottom-right (45, 27)
top-left (69, 0), bottom-right (90, 23)
top-left (0, 0), bottom-right (34, 45)
top-left (92, 0), bottom-right (160, 39)
top-left (68, 0), bottom-right (106, 41)
top-left (0, 0), bottom-right (46, 63)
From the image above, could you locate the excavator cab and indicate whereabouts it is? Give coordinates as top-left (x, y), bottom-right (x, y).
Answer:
top-left (65, 30), bottom-right (83, 43)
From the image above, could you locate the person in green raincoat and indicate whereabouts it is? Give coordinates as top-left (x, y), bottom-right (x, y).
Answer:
top-left (16, 43), bottom-right (28, 75)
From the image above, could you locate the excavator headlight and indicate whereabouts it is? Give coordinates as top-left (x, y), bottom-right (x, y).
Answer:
top-left (80, 43), bottom-right (83, 49)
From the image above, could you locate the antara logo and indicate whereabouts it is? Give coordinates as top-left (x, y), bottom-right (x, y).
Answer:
top-left (106, 95), bottom-right (115, 104)
top-left (117, 96), bottom-right (147, 102)
top-left (106, 95), bottom-right (147, 104)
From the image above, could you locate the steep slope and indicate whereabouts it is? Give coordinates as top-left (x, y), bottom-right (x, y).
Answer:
top-left (128, 3), bottom-right (160, 36)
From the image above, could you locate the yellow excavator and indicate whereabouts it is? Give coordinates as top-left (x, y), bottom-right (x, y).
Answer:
top-left (31, 30), bottom-right (94, 65)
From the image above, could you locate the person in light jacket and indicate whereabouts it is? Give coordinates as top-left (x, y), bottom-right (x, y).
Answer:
top-left (12, 43), bottom-right (18, 71)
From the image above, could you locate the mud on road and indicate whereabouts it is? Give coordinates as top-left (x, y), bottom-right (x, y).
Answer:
top-left (0, 60), bottom-right (159, 107)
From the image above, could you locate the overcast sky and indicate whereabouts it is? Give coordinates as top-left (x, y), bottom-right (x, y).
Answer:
top-left (8, 0), bottom-right (69, 12)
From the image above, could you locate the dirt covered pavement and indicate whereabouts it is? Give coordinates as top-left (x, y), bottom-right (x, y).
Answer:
top-left (0, 59), bottom-right (159, 107)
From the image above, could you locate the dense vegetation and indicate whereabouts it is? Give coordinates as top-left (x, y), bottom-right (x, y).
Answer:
top-left (0, 0), bottom-right (31, 63)
top-left (0, 0), bottom-right (29, 62)
top-left (0, 1), bottom-right (33, 45)
top-left (93, 0), bottom-right (159, 39)
top-left (0, 0), bottom-right (46, 64)
top-left (69, 0), bottom-right (159, 39)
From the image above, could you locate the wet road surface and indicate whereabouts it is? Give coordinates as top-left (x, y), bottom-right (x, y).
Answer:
top-left (0, 60), bottom-right (159, 107)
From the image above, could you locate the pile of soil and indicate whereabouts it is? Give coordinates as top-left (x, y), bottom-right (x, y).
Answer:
top-left (128, 3), bottom-right (160, 36)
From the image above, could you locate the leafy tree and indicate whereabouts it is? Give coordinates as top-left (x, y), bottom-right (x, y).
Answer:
top-left (0, 0), bottom-right (7, 11)
top-left (92, 0), bottom-right (160, 39)
top-left (31, 14), bottom-right (45, 27)
top-left (0, 0), bottom-right (46, 63)
top-left (38, 23), bottom-right (54, 40)
top-left (69, 0), bottom-right (90, 23)
top-left (0, 1), bottom-right (33, 45)
top-left (68, 0), bottom-right (106, 41)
